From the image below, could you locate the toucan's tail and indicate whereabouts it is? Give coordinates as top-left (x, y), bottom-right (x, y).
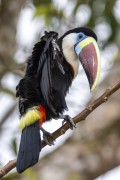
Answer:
top-left (16, 121), bottom-right (41, 173)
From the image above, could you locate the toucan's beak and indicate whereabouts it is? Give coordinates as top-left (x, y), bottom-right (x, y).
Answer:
top-left (75, 37), bottom-right (101, 92)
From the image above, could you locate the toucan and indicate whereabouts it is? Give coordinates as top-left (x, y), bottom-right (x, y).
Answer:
top-left (16, 27), bottom-right (101, 173)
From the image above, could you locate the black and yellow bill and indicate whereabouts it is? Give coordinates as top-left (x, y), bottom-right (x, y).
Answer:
top-left (75, 37), bottom-right (101, 92)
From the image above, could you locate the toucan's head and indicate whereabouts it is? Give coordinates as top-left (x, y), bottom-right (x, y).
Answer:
top-left (58, 27), bottom-right (101, 92)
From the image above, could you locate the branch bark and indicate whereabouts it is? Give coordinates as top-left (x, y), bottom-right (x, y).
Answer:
top-left (0, 79), bottom-right (120, 178)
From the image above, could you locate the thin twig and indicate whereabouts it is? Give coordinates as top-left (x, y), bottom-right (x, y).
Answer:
top-left (0, 80), bottom-right (120, 178)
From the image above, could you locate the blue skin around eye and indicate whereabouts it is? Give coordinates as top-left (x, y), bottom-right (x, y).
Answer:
top-left (75, 33), bottom-right (87, 55)
top-left (76, 32), bottom-right (86, 42)
top-left (75, 45), bottom-right (82, 55)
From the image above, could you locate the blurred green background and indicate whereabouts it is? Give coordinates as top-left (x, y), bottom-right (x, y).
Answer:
top-left (0, 0), bottom-right (120, 180)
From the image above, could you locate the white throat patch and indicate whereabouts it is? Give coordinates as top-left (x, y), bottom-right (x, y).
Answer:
top-left (62, 33), bottom-right (79, 78)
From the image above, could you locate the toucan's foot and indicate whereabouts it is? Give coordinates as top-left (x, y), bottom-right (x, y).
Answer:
top-left (60, 115), bottom-right (76, 130)
top-left (40, 127), bottom-right (55, 146)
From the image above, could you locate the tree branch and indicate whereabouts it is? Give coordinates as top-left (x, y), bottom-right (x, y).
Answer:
top-left (0, 80), bottom-right (120, 178)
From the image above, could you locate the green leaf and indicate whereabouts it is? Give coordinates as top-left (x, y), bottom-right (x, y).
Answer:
top-left (11, 138), bottom-right (17, 156)
top-left (33, 0), bottom-right (52, 6)
top-left (34, 5), bottom-right (65, 25)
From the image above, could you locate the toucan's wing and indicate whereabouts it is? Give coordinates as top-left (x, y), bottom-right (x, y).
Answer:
top-left (35, 31), bottom-right (65, 115)
top-left (32, 40), bottom-right (46, 75)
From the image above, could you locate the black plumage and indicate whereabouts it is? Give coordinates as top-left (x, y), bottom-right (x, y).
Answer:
top-left (17, 31), bottom-right (73, 118)
top-left (16, 31), bottom-right (74, 173)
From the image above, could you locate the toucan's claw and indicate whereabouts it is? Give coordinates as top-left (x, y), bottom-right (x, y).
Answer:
top-left (40, 127), bottom-right (55, 146)
top-left (61, 115), bottom-right (76, 130)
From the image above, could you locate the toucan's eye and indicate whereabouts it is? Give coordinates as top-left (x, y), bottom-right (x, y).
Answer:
top-left (78, 34), bottom-right (83, 39)
top-left (77, 33), bottom-right (86, 42)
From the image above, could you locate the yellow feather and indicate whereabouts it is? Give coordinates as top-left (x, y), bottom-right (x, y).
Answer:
top-left (19, 107), bottom-right (41, 130)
